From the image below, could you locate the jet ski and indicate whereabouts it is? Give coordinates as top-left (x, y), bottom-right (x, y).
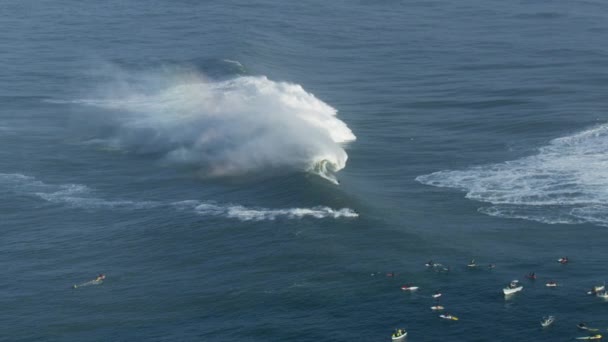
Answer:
top-left (503, 280), bottom-right (523, 295)
top-left (401, 285), bottom-right (419, 291)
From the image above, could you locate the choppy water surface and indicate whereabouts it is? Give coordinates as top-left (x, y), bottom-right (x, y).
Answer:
top-left (2, 1), bottom-right (608, 341)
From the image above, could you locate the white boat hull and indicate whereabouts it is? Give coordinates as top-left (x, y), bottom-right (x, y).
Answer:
top-left (541, 316), bottom-right (555, 327)
top-left (503, 286), bottom-right (523, 295)
top-left (391, 332), bottom-right (407, 341)
top-left (401, 287), bottom-right (419, 291)
top-left (588, 285), bottom-right (605, 295)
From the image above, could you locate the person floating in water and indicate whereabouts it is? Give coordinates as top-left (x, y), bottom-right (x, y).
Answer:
top-left (73, 274), bottom-right (106, 289)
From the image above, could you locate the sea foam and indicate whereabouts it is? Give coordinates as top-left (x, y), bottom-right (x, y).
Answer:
top-left (416, 124), bottom-right (608, 227)
top-left (1, 173), bottom-right (357, 221)
top-left (173, 200), bottom-right (358, 221)
top-left (68, 68), bottom-right (355, 184)
top-left (0, 173), bottom-right (159, 210)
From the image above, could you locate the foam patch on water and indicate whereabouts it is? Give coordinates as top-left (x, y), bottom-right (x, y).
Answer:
top-left (416, 124), bottom-right (608, 227)
top-left (173, 200), bottom-right (359, 221)
top-left (1, 173), bottom-right (357, 220)
top-left (64, 66), bottom-right (355, 184)
top-left (0, 173), bottom-right (159, 210)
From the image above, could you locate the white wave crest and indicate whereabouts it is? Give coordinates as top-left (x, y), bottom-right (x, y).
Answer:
top-left (69, 69), bottom-right (355, 183)
top-left (416, 124), bottom-right (608, 227)
top-left (173, 200), bottom-right (359, 221)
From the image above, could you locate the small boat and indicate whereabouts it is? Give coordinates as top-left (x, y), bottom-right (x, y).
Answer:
top-left (526, 273), bottom-right (537, 280)
top-left (557, 257), bottom-right (568, 264)
top-left (439, 314), bottom-right (458, 321)
top-left (545, 281), bottom-right (558, 287)
top-left (432, 292), bottom-right (442, 299)
top-left (540, 316), bottom-right (555, 328)
top-left (503, 280), bottom-right (523, 295)
top-left (430, 305), bottom-right (444, 311)
top-left (587, 284), bottom-right (605, 295)
top-left (391, 329), bottom-right (407, 341)
top-left (467, 259), bottom-right (477, 268)
top-left (487, 264), bottom-right (496, 269)
top-left (401, 285), bottom-right (419, 291)
top-left (575, 335), bottom-right (602, 340)
top-left (596, 291), bottom-right (608, 299)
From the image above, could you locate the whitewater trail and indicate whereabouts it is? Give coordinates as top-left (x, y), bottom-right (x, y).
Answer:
top-left (62, 69), bottom-right (355, 184)
top-left (0, 173), bottom-right (358, 221)
top-left (416, 123), bottom-right (608, 227)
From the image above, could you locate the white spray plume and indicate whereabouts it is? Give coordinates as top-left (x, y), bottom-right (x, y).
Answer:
top-left (74, 68), bottom-right (356, 183)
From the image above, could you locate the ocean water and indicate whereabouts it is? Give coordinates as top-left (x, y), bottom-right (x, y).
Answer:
top-left (2, 1), bottom-right (608, 341)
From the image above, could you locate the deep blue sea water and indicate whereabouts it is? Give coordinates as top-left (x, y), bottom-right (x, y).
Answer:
top-left (2, 1), bottom-right (608, 341)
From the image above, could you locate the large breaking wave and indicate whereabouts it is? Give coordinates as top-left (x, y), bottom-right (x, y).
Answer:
top-left (0, 173), bottom-right (357, 221)
top-left (66, 68), bottom-right (355, 184)
top-left (416, 124), bottom-right (608, 227)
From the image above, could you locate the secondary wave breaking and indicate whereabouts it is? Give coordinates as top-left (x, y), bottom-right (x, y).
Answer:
top-left (416, 124), bottom-right (608, 227)
top-left (0, 173), bottom-right (357, 221)
top-left (173, 200), bottom-right (358, 221)
top-left (68, 67), bottom-right (356, 184)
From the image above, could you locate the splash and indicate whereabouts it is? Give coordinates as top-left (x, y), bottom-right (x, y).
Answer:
top-left (68, 67), bottom-right (355, 183)
top-left (416, 124), bottom-right (608, 227)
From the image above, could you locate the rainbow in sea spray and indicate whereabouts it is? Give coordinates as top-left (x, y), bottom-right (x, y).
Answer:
top-left (68, 67), bottom-right (356, 184)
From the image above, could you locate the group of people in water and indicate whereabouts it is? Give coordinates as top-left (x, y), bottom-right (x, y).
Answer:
top-left (390, 256), bottom-right (606, 340)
